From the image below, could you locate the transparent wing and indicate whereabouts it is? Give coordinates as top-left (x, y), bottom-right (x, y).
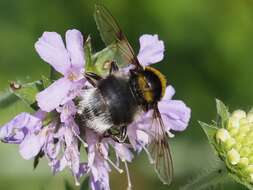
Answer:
top-left (94, 4), bottom-right (143, 70)
top-left (148, 107), bottom-right (173, 185)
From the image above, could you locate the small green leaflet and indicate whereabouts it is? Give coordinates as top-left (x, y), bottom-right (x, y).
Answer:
top-left (87, 44), bottom-right (129, 77)
top-left (9, 80), bottom-right (44, 110)
top-left (216, 99), bottom-right (230, 128)
top-left (0, 91), bottom-right (19, 109)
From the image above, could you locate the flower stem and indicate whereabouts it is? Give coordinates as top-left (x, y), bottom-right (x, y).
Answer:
top-left (180, 164), bottom-right (229, 190)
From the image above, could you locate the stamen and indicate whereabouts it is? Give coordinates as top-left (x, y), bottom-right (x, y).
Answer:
top-left (106, 157), bottom-right (124, 174)
top-left (124, 161), bottom-right (132, 190)
top-left (72, 128), bottom-right (88, 147)
top-left (74, 175), bottom-right (80, 186)
top-left (143, 146), bottom-right (154, 164)
top-left (167, 130), bottom-right (175, 138)
top-left (96, 143), bottom-right (124, 174)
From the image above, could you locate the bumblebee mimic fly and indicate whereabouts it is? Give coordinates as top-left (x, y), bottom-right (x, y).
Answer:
top-left (75, 4), bottom-right (173, 185)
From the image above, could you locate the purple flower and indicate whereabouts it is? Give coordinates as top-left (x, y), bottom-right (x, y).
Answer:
top-left (85, 129), bottom-right (111, 190)
top-left (35, 29), bottom-right (86, 112)
top-left (0, 112), bottom-right (44, 159)
top-left (85, 128), bottom-right (134, 190)
top-left (137, 34), bottom-right (165, 66)
top-left (125, 34), bottom-right (191, 152)
top-left (0, 113), bottom-right (42, 144)
top-left (127, 116), bottom-right (150, 152)
top-left (159, 86), bottom-right (191, 132)
top-left (56, 100), bottom-right (77, 122)
top-left (122, 34), bottom-right (165, 73)
top-left (127, 85), bottom-right (191, 148)
top-left (0, 30), bottom-right (191, 190)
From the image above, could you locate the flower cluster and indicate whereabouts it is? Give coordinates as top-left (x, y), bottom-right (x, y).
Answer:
top-left (216, 109), bottom-right (253, 183)
top-left (0, 29), bottom-right (191, 189)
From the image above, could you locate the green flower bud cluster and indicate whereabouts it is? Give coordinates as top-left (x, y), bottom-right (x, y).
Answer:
top-left (216, 109), bottom-right (253, 183)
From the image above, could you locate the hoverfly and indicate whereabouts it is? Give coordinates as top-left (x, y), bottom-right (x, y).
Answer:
top-left (75, 4), bottom-right (173, 185)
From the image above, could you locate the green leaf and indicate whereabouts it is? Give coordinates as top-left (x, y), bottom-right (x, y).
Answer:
top-left (89, 44), bottom-right (129, 77)
top-left (199, 121), bottom-right (218, 146)
top-left (216, 99), bottom-right (230, 128)
top-left (0, 90), bottom-right (19, 108)
top-left (33, 150), bottom-right (44, 170)
top-left (80, 177), bottom-right (89, 190)
top-left (10, 80), bottom-right (44, 110)
top-left (41, 75), bottom-right (51, 89)
top-left (84, 35), bottom-right (93, 72)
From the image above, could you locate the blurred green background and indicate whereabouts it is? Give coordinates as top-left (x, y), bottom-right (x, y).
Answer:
top-left (0, 0), bottom-right (253, 189)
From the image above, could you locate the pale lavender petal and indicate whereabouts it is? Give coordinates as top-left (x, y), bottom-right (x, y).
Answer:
top-left (127, 125), bottom-right (138, 150)
top-left (19, 134), bottom-right (43, 160)
top-left (136, 130), bottom-right (149, 145)
top-left (36, 77), bottom-right (73, 112)
top-left (63, 127), bottom-right (74, 146)
top-left (90, 166), bottom-right (110, 190)
top-left (0, 113), bottom-right (42, 144)
top-left (43, 124), bottom-right (61, 159)
top-left (162, 85), bottom-right (175, 100)
top-left (66, 29), bottom-right (85, 70)
top-left (35, 32), bottom-right (71, 75)
top-left (52, 158), bottom-right (67, 174)
top-left (159, 100), bottom-right (191, 131)
top-left (34, 109), bottom-right (47, 120)
top-left (137, 34), bottom-right (165, 66)
top-left (114, 143), bottom-right (133, 162)
top-left (88, 147), bottom-right (96, 167)
top-left (57, 101), bottom-right (77, 122)
top-left (75, 163), bottom-right (89, 181)
top-left (60, 79), bottom-right (85, 105)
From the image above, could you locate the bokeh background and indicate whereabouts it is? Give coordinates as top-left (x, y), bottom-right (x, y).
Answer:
top-left (0, 0), bottom-right (253, 189)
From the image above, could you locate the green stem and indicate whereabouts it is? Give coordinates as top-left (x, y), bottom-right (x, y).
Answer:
top-left (180, 164), bottom-right (229, 190)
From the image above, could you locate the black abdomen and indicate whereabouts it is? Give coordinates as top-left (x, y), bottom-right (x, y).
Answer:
top-left (98, 75), bottom-right (138, 126)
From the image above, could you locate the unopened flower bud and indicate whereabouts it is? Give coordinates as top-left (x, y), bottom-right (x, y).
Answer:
top-left (240, 147), bottom-right (251, 157)
top-left (208, 104), bottom-right (253, 186)
top-left (228, 110), bottom-right (246, 129)
top-left (227, 149), bottom-right (240, 165)
top-left (238, 157), bottom-right (249, 168)
top-left (239, 123), bottom-right (250, 134)
top-left (216, 129), bottom-right (230, 143)
top-left (247, 113), bottom-right (253, 123)
top-left (228, 117), bottom-right (240, 129)
top-left (224, 137), bottom-right (236, 150)
top-left (250, 174), bottom-right (253, 183)
top-left (246, 165), bottom-right (253, 174)
top-left (232, 110), bottom-right (246, 120)
top-left (229, 128), bottom-right (239, 137)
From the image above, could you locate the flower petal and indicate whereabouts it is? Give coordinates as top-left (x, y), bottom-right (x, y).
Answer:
top-left (60, 79), bottom-right (85, 105)
top-left (137, 34), bottom-right (165, 66)
top-left (159, 100), bottom-right (191, 131)
top-left (57, 101), bottom-right (77, 122)
top-left (0, 113), bottom-right (42, 144)
top-left (35, 32), bottom-right (71, 75)
top-left (19, 134), bottom-right (43, 160)
top-left (114, 143), bottom-right (133, 162)
top-left (162, 85), bottom-right (175, 100)
top-left (36, 77), bottom-right (73, 112)
top-left (66, 29), bottom-right (85, 69)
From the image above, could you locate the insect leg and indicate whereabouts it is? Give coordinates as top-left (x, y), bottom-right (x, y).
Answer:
top-left (119, 126), bottom-right (127, 143)
top-left (103, 126), bottom-right (127, 143)
top-left (84, 72), bottom-right (103, 87)
top-left (109, 61), bottom-right (119, 75)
